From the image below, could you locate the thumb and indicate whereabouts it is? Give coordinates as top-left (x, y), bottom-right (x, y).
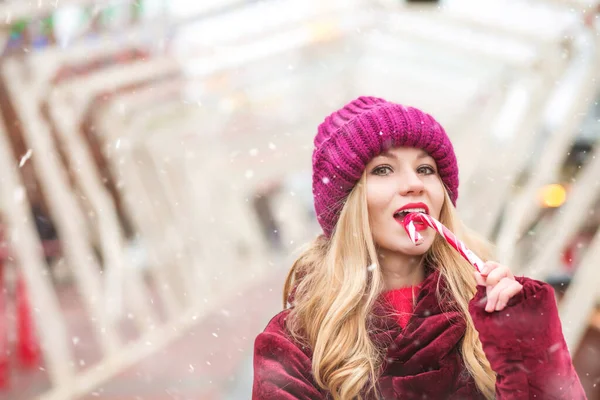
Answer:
top-left (473, 271), bottom-right (486, 287)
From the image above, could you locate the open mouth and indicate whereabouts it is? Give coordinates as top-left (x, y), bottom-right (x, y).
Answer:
top-left (393, 207), bottom-right (428, 219)
top-left (393, 203), bottom-right (430, 232)
top-left (393, 203), bottom-right (429, 220)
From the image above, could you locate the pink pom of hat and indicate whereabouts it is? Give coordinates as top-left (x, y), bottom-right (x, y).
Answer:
top-left (312, 96), bottom-right (459, 238)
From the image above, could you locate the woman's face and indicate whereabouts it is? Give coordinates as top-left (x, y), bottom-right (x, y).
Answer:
top-left (366, 147), bottom-right (445, 257)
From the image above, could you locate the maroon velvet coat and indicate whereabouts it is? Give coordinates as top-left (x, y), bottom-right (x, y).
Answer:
top-left (252, 271), bottom-right (586, 399)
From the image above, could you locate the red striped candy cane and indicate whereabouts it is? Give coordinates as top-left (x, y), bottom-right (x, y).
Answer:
top-left (403, 213), bottom-right (485, 272)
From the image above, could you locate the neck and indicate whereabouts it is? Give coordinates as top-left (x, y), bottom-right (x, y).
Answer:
top-left (378, 250), bottom-right (425, 291)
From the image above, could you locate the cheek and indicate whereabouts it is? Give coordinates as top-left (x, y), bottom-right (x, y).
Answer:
top-left (366, 182), bottom-right (379, 212)
top-left (429, 181), bottom-right (446, 218)
top-left (367, 198), bottom-right (382, 230)
top-left (366, 183), bottom-right (391, 219)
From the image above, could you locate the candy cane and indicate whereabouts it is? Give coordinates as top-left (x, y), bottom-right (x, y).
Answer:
top-left (403, 213), bottom-right (485, 272)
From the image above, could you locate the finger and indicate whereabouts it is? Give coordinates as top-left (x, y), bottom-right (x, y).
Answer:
top-left (485, 277), bottom-right (514, 312)
top-left (485, 265), bottom-right (514, 287)
top-left (473, 271), bottom-right (486, 286)
top-left (495, 281), bottom-right (523, 311)
top-left (480, 261), bottom-right (501, 277)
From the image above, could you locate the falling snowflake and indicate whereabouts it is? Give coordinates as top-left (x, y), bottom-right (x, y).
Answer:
top-left (367, 263), bottom-right (377, 272)
top-left (322, 177), bottom-right (330, 184)
top-left (245, 170), bottom-right (254, 179)
top-left (18, 149), bottom-right (33, 167)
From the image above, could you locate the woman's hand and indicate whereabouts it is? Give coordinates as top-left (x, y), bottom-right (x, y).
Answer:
top-left (474, 261), bottom-right (523, 313)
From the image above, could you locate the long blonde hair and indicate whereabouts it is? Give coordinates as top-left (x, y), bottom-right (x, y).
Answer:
top-left (283, 172), bottom-right (497, 399)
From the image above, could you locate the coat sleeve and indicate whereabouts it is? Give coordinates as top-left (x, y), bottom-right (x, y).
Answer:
top-left (252, 313), bottom-right (325, 399)
top-left (469, 277), bottom-right (586, 399)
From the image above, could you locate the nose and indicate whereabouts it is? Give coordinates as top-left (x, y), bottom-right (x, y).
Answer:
top-left (398, 169), bottom-right (425, 197)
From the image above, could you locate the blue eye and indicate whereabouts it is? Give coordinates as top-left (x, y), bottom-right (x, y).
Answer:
top-left (417, 165), bottom-right (436, 175)
top-left (372, 165), bottom-right (393, 176)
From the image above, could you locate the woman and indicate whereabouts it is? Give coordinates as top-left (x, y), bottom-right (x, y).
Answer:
top-left (252, 96), bottom-right (585, 399)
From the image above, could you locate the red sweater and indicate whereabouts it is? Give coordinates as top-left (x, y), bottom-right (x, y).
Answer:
top-left (382, 285), bottom-right (421, 328)
top-left (253, 270), bottom-right (586, 399)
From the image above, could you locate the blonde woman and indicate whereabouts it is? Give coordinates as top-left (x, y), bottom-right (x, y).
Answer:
top-left (252, 96), bottom-right (585, 399)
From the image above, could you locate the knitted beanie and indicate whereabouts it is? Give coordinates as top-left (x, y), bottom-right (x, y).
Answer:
top-left (312, 96), bottom-right (459, 238)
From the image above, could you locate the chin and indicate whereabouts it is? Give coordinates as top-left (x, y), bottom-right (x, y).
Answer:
top-left (380, 236), bottom-right (435, 256)
top-left (372, 224), bottom-right (438, 255)
top-left (398, 241), bottom-right (433, 256)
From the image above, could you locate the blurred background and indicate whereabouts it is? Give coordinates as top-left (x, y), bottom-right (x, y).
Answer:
top-left (0, 0), bottom-right (599, 398)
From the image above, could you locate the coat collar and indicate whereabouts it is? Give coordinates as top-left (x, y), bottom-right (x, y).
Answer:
top-left (369, 267), bottom-right (466, 366)
top-left (367, 268), bottom-right (470, 397)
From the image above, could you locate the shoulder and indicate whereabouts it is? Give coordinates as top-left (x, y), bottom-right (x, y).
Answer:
top-left (255, 309), bottom-right (312, 358)
top-left (254, 310), bottom-right (315, 383)
top-left (253, 310), bottom-right (325, 399)
top-left (262, 309), bottom-right (292, 335)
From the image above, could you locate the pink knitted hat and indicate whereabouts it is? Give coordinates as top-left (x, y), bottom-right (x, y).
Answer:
top-left (312, 96), bottom-right (459, 237)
